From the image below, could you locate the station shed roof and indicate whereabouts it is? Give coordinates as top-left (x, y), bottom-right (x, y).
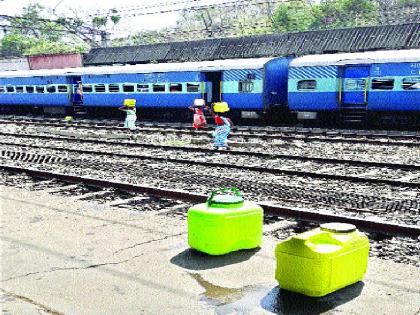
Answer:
top-left (83, 23), bottom-right (420, 66)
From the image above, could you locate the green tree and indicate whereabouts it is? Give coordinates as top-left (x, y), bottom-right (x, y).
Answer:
top-left (272, 0), bottom-right (380, 32)
top-left (272, 0), bottom-right (318, 32)
top-left (317, 0), bottom-right (380, 28)
top-left (24, 39), bottom-right (89, 55)
top-left (92, 8), bottom-right (121, 29)
top-left (0, 3), bottom-right (119, 56)
top-left (397, 0), bottom-right (420, 6)
top-left (0, 34), bottom-right (36, 57)
top-left (0, 4), bottom-right (89, 56)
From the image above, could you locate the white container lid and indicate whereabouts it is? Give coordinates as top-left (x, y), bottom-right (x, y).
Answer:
top-left (320, 223), bottom-right (357, 233)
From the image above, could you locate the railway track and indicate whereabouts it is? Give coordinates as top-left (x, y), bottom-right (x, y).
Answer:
top-left (1, 128), bottom-right (419, 167)
top-left (1, 169), bottom-right (419, 269)
top-left (1, 140), bottom-right (419, 188)
top-left (1, 117), bottom-right (419, 146)
top-left (1, 143), bottom-right (418, 226)
top-left (1, 116), bottom-right (418, 236)
top-left (1, 164), bottom-right (418, 238)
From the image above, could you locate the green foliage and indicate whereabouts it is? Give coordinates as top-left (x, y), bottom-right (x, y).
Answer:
top-left (92, 16), bottom-right (107, 27)
top-left (92, 8), bottom-right (121, 28)
top-left (24, 40), bottom-right (89, 56)
top-left (1, 4), bottom-right (122, 57)
top-left (110, 8), bottom-right (121, 24)
top-left (0, 3), bottom-right (91, 57)
top-left (272, 0), bottom-right (317, 32)
top-left (397, 0), bottom-right (420, 6)
top-left (272, 0), bottom-right (381, 33)
top-left (0, 34), bottom-right (36, 56)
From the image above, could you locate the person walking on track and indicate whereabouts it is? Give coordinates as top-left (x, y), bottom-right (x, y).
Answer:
top-left (211, 102), bottom-right (234, 150)
top-left (189, 98), bottom-right (208, 130)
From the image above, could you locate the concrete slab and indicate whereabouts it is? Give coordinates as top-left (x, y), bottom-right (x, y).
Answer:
top-left (1, 186), bottom-right (419, 315)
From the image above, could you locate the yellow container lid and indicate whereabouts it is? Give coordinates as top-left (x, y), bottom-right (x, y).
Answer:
top-left (124, 99), bottom-right (136, 107)
top-left (213, 102), bottom-right (229, 113)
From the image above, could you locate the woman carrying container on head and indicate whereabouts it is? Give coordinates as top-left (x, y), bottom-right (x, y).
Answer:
top-left (118, 99), bottom-right (137, 131)
top-left (211, 102), bottom-right (234, 150)
top-left (189, 98), bottom-right (208, 130)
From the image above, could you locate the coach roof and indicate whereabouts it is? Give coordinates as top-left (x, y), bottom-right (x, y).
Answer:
top-left (0, 57), bottom-right (275, 78)
top-left (289, 49), bottom-right (420, 67)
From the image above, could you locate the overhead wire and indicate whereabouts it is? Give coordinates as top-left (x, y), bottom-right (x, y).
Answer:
top-left (103, 0), bottom-right (285, 19)
top-left (85, 0), bottom-right (199, 17)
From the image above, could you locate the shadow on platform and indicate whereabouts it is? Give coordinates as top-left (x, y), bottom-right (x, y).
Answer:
top-left (170, 247), bottom-right (260, 270)
top-left (260, 282), bottom-right (365, 315)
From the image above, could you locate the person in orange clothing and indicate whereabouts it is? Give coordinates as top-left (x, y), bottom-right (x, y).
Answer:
top-left (189, 99), bottom-right (208, 129)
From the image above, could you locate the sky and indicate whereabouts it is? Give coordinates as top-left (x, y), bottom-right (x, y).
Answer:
top-left (0, 0), bottom-right (227, 33)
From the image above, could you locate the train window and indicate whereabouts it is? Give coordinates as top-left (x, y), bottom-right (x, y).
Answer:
top-left (109, 84), bottom-right (120, 93)
top-left (6, 86), bottom-right (15, 93)
top-left (94, 84), bottom-right (106, 93)
top-left (137, 84), bottom-right (149, 92)
top-left (15, 86), bottom-right (24, 93)
top-left (123, 84), bottom-right (135, 93)
top-left (186, 83), bottom-right (200, 93)
top-left (46, 85), bottom-right (56, 93)
top-left (402, 77), bottom-right (420, 90)
top-left (0, 86), bottom-right (5, 93)
top-left (169, 83), bottom-right (183, 92)
top-left (36, 86), bottom-right (45, 93)
top-left (297, 80), bottom-right (317, 91)
top-left (26, 86), bottom-right (34, 93)
top-left (371, 78), bottom-right (394, 90)
top-left (238, 81), bottom-right (254, 93)
top-left (57, 85), bottom-right (68, 93)
top-left (82, 85), bottom-right (93, 93)
top-left (153, 84), bottom-right (166, 92)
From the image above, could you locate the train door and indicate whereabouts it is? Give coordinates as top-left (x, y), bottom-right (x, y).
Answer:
top-left (68, 75), bottom-right (86, 114)
top-left (339, 65), bottom-right (370, 123)
top-left (204, 72), bottom-right (222, 104)
top-left (340, 66), bottom-right (370, 106)
top-left (69, 76), bottom-right (83, 105)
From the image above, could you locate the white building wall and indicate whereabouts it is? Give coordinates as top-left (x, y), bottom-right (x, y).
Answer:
top-left (0, 57), bottom-right (30, 71)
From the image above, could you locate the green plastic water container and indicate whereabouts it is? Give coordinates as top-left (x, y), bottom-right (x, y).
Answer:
top-left (188, 188), bottom-right (263, 255)
top-left (275, 223), bottom-right (369, 297)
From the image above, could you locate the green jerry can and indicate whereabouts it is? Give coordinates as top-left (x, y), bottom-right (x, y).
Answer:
top-left (275, 223), bottom-right (369, 297)
top-left (188, 188), bottom-right (263, 255)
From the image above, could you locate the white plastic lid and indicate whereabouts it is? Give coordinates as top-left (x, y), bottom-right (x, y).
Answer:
top-left (194, 99), bottom-right (205, 106)
top-left (320, 223), bottom-right (357, 233)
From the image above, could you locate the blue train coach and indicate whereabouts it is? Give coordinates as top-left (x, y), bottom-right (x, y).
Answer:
top-left (0, 68), bottom-right (74, 113)
top-left (0, 57), bottom-right (290, 118)
top-left (288, 49), bottom-right (420, 124)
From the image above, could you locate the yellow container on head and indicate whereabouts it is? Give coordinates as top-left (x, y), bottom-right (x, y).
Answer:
top-left (213, 102), bottom-right (229, 113)
top-left (124, 99), bottom-right (136, 107)
top-left (275, 223), bottom-right (369, 297)
top-left (188, 188), bottom-right (263, 255)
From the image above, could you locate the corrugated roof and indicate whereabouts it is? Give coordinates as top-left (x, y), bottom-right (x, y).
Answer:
top-left (82, 23), bottom-right (420, 66)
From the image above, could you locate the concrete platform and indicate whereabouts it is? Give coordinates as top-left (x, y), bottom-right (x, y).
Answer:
top-left (1, 186), bottom-right (419, 315)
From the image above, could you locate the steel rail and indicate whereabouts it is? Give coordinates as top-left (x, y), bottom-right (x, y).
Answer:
top-left (1, 132), bottom-right (419, 171)
top-left (1, 119), bottom-right (419, 146)
top-left (2, 141), bottom-right (420, 188)
top-left (1, 164), bottom-right (419, 238)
